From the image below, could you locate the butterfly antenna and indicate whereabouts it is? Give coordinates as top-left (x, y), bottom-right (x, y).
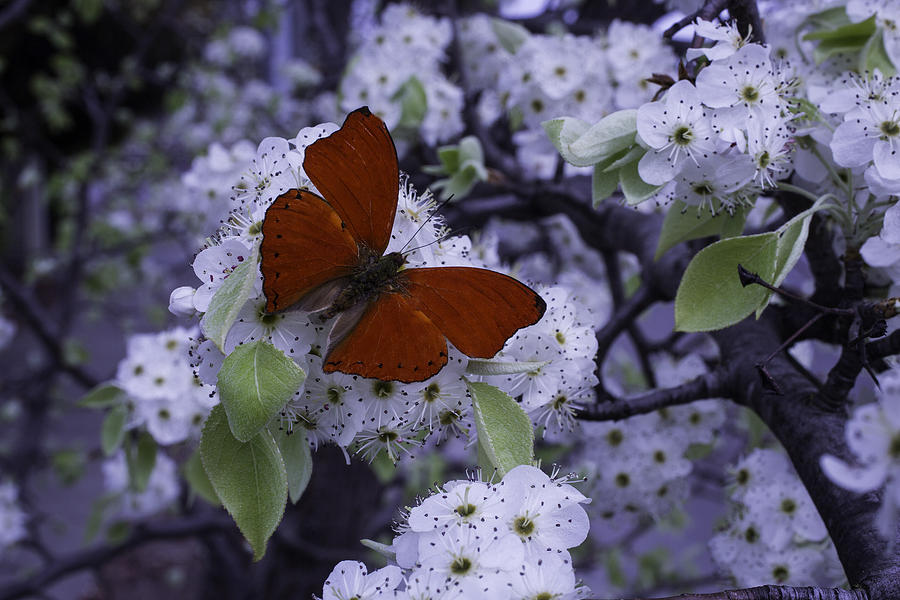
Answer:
top-left (402, 226), bottom-right (470, 255)
top-left (399, 195), bottom-right (455, 253)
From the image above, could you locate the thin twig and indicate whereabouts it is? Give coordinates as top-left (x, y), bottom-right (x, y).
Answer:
top-left (595, 285), bottom-right (657, 364)
top-left (578, 369), bottom-right (728, 421)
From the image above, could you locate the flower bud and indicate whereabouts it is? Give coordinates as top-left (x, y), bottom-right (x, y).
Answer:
top-left (168, 286), bottom-right (197, 317)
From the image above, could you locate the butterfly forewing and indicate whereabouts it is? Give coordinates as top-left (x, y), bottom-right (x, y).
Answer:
top-left (402, 267), bottom-right (547, 358)
top-left (260, 190), bottom-right (359, 313)
top-left (323, 292), bottom-right (449, 382)
top-left (303, 107), bottom-right (399, 256)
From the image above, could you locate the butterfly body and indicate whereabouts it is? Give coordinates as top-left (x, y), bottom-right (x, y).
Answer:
top-left (319, 251), bottom-right (406, 321)
top-left (259, 107), bottom-right (546, 382)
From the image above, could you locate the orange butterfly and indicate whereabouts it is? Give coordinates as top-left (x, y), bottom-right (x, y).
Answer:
top-left (259, 107), bottom-right (546, 383)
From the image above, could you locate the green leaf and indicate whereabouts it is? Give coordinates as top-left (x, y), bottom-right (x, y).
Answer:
top-left (72, 0), bottom-right (103, 23)
top-left (217, 339), bottom-right (306, 442)
top-left (429, 137), bottom-right (487, 201)
top-left (458, 136), bottom-right (484, 164)
top-left (78, 383), bottom-right (125, 409)
top-left (52, 449), bottom-right (85, 486)
top-left (491, 17), bottom-right (529, 53)
top-left (542, 117), bottom-right (592, 167)
top-left (807, 15), bottom-right (877, 63)
top-left (183, 450), bottom-right (220, 506)
top-left (619, 159), bottom-right (663, 206)
top-left (476, 435), bottom-right (495, 479)
top-left (593, 162), bottom-right (620, 207)
top-left (604, 548), bottom-right (627, 588)
top-left (106, 520), bottom-right (131, 544)
top-left (466, 359), bottom-right (548, 376)
top-left (684, 442), bottom-right (715, 460)
top-left (469, 381), bottom-right (533, 478)
top-left (126, 431), bottom-right (157, 493)
top-left (655, 202), bottom-right (748, 260)
top-left (543, 111), bottom-right (639, 168)
top-left (674, 232), bottom-right (779, 332)
top-left (200, 405), bottom-right (287, 561)
top-left (200, 244), bottom-right (259, 353)
top-left (751, 202), bottom-right (820, 317)
top-left (721, 209), bottom-right (748, 238)
top-left (772, 211), bottom-right (814, 288)
top-left (804, 13), bottom-right (875, 41)
top-left (85, 493), bottom-right (120, 542)
top-left (101, 405), bottom-right (128, 456)
top-left (862, 29), bottom-right (897, 76)
top-left (568, 109), bottom-right (638, 165)
top-left (437, 146), bottom-right (460, 173)
top-left (600, 145), bottom-right (645, 172)
top-left (370, 450), bottom-right (398, 483)
top-left (803, 6), bottom-right (851, 31)
top-left (274, 428), bottom-right (313, 504)
top-left (397, 76), bottom-right (427, 129)
top-left (637, 547), bottom-right (671, 588)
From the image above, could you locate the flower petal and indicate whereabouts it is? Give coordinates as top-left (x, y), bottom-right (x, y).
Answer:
top-left (820, 454), bottom-right (887, 492)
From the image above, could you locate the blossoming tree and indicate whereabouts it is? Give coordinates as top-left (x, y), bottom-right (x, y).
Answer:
top-left (1, 0), bottom-right (899, 599)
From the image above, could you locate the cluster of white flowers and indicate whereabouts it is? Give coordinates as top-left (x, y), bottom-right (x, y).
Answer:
top-left (861, 201), bottom-right (900, 280)
top-left (203, 26), bottom-right (268, 66)
top-left (0, 481), bottom-right (27, 554)
top-left (457, 15), bottom-right (675, 179)
top-left (483, 214), bottom-right (613, 326)
top-left (821, 366), bottom-right (900, 538)
top-left (580, 355), bottom-right (725, 524)
top-left (177, 139), bottom-right (257, 232)
top-left (821, 69), bottom-right (900, 192)
top-left (636, 36), bottom-right (796, 214)
top-left (339, 4), bottom-right (463, 147)
top-left (711, 448), bottom-right (839, 587)
top-left (810, 68), bottom-right (900, 277)
top-left (480, 285), bottom-right (599, 435)
top-left (114, 326), bottom-right (218, 446)
top-left (102, 452), bottom-right (180, 521)
top-left (318, 465), bottom-right (592, 600)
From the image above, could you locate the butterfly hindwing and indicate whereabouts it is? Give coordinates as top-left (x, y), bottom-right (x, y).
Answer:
top-left (402, 267), bottom-right (547, 358)
top-left (260, 189), bottom-right (359, 313)
top-left (303, 107), bottom-right (399, 256)
top-left (323, 292), bottom-right (448, 383)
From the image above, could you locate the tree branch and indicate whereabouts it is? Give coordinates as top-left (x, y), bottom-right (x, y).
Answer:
top-left (714, 315), bottom-right (900, 600)
top-left (578, 369), bottom-right (728, 421)
top-left (594, 284), bottom-right (657, 368)
top-left (602, 250), bottom-right (657, 388)
top-left (663, 0), bottom-right (764, 44)
top-left (0, 513), bottom-right (233, 600)
top-left (622, 583), bottom-right (866, 600)
top-left (0, 266), bottom-right (99, 389)
top-left (867, 329), bottom-right (900, 363)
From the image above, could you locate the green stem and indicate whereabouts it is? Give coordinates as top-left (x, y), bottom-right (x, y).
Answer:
top-left (776, 182), bottom-right (820, 202)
